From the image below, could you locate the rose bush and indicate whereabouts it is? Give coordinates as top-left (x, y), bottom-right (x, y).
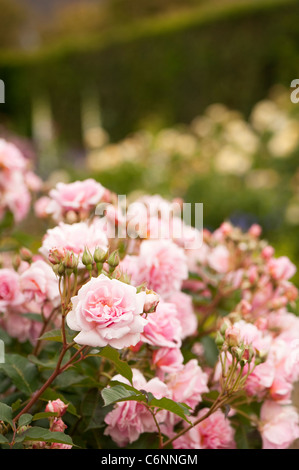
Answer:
top-left (0, 138), bottom-right (298, 449)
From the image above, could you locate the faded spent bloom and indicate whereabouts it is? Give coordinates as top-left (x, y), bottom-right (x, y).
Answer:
top-left (67, 274), bottom-right (147, 349)
top-left (45, 399), bottom-right (68, 417)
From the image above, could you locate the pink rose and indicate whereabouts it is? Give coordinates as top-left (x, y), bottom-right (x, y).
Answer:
top-left (173, 409), bottom-right (235, 449)
top-left (66, 274), bottom-right (147, 349)
top-left (259, 401), bottom-right (299, 449)
top-left (167, 359), bottom-right (209, 410)
top-left (50, 418), bottom-right (67, 433)
top-left (137, 240), bottom-right (188, 297)
top-left (40, 220), bottom-right (108, 267)
top-left (104, 369), bottom-right (169, 447)
top-left (34, 196), bottom-right (52, 218)
top-left (3, 312), bottom-right (32, 343)
top-left (19, 260), bottom-right (60, 306)
top-left (45, 399), bottom-right (68, 417)
top-left (268, 256), bottom-right (296, 281)
top-left (0, 139), bottom-right (26, 171)
top-left (47, 179), bottom-right (105, 221)
top-left (0, 269), bottom-right (23, 312)
top-left (208, 245), bottom-right (230, 273)
top-left (168, 291), bottom-right (198, 339)
top-left (152, 347), bottom-right (184, 377)
top-left (141, 301), bottom-right (182, 348)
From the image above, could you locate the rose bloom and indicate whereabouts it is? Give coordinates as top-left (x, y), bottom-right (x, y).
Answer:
top-left (259, 401), bottom-right (299, 449)
top-left (40, 219), bottom-right (108, 266)
top-left (152, 347), bottom-right (184, 378)
top-left (0, 139), bottom-right (26, 171)
top-left (0, 269), bottom-right (23, 312)
top-left (66, 274), bottom-right (147, 349)
top-left (141, 301), bottom-right (182, 349)
top-left (167, 359), bottom-right (209, 410)
top-left (47, 179), bottom-right (105, 221)
top-left (173, 409), bottom-right (235, 449)
top-left (1, 171), bottom-right (31, 222)
top-left (45, 399), bottom-right (68, 417)
top-left (168, 291), bottom-right (198, 339)
top-left (19, 260), bottom-right (60, 306)
top-left (137, 239), bottom-right (188, 297)
top-left (267, 256), bottom-right (296, 281)
top-left (207, 245), bottom-right (230, 273)
top-left (104, 369), bottom-right (169, 447)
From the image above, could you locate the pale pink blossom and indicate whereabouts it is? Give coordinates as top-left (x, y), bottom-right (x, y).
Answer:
top-left (268, 256), bottom-right (296, 281)
top-left (104, 369), bottom-right (169, 447)
top-left (141, 301), bottom-right (182, 348)
top-left (167, 359), bottom-right (209, 410)
top-left (0, 269), bottom-right (23, 312)
top-left (40, 220), bottom-right (108, 267)
top-left (47, 179), bottom-right (105, 221)
top-left (208, 245), bottom-right (230, 273)
top-left (19, 260), bottom-right (60, 306)
top-left (136, 240), bottom-right (188, 297)
top-left (67, 274), bottom-right (147, 349)
top-left (34, 196), bottom-right (52, 218)
top-left (173, 409), bottom-right (235, 449)
top-left (152, 347), bottom-right (184, 377)
top-left (45, 399), bottom-right (68, 417)
top-left (259, 401), bottom-right (299, 449)
top-left (0, 139), bottom-right (26, 171)
top-left (168, 291), bottom-right (198, 339)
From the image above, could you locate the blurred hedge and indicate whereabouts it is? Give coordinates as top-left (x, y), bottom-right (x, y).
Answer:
top-left (1, 0), bottom-right (299, 143)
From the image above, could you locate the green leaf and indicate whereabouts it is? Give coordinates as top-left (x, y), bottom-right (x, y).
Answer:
top-left (22, 426), bottom-right (73, 446)
top-left (149, 397), bottom-right (191, 423)
top-left (32, 412), bottom-right (58, 421)
top-left (101, 384), bottom-right (145, 407)
top-left (27, 355), bottom-right (57, 370)
top-left (18, 414), bottom-right (33, 427)
top-left (0, 402), bottom-right (13, 429)
top-left (38, 329), bottom-right (63, 342)
top-left (0, 354), bottom-right (39, 396)
top-left (22, 313), bottom-right (43, 323)
top-left (0, 434), bottom-right (9, 444)
top-left (97, 346), bottom-right (133, 384)
top-left (200, 336), bottom-right (219, 367)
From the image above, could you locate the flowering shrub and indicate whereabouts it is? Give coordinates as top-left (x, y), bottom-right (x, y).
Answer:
top-left (0, 139), bottom-right (299, 449)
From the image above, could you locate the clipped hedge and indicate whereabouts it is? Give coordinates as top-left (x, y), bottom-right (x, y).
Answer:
top-left (1, 0), bottom-right (299, 143)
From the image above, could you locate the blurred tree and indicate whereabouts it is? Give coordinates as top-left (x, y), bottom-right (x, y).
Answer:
top-left (0, 0), bottom-right (29, 49)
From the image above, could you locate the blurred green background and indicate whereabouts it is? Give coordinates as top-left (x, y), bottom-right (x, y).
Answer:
top-left (1, 0), bottom-right (299, 283)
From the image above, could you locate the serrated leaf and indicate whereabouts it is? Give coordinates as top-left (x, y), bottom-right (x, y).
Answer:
top-left (98, 346), bottom-right (133, 384)
top-left (22, 426), bottom-right (73, 445)
top-left (18, 414), bottom-right (33, 427)
top-left (149, 397), bottom-right (191, 423)
top-left (0, 402), bottom-right (13, 429)
top-left (101, 385), bottom-right (144, 406)
top-left (0, 354), bottom-right (39, 396)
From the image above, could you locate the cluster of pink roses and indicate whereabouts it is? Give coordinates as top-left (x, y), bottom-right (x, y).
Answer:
top-left (0, 258), bottom-right (60, 344)
top-left (0, 139), bottom-right (42, 223)
top-left (0, 173), bottom-right (299, 450)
